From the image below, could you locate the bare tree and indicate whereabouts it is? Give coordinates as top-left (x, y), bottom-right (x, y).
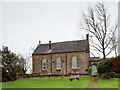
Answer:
top-left (17, 46), bottom-right (35, 74)
top-left (29, 47), bottom-right (36, 74)
top-left (81, 3), bottom-right (118, 59)
top-left (109, 25), bottom-right (118, 57)
top-left (18, 54), bottom-right (30, 74)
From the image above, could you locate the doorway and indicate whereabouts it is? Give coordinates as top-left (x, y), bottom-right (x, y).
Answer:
top-left (92, 64), bottom-right (97, 76)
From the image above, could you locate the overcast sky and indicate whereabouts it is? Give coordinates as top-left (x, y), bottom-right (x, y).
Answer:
top-left (0, 1), bottom-right (118, 57)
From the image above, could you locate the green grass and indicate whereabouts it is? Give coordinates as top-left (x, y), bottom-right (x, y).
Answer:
top-left (98, 78), bottom-right (118, 88)
top-left (119, 79), bottom-right (120, 90)
top-left (2, 76), bottom-right (119, 88)
top-left (2, 76), bottom-right (91, 88)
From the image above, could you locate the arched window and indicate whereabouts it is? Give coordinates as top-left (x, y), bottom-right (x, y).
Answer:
top-left (56, 57), bottom-right (61, 70)
top-left (72, 56), bottom-right (77, 69)
top-left (42, 58), bottom-right (46, 70)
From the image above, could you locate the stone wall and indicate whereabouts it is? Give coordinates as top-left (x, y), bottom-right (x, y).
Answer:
top-left (67, 52), bottom-right (89, 75)
top-left (52, 53), bottom-right (66, 75)
top-left (32, 51), bottom-right (89, 75)
top-left (33, 54), bottom-right (51, 75)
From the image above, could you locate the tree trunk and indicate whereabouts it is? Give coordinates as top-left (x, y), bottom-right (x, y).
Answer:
top-left (103, 50), bottom-right (106, 60)
top-left (102, 41), bottom-right (106, 60)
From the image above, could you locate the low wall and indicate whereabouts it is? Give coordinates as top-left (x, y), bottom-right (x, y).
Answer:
top-left (18, 73), bottom-right (89, 79)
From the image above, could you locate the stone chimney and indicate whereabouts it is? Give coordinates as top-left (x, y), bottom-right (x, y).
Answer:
top-left (49, 41), bottom-right (51, 50)
top-left (86, 34), bottom-right (89, 41)
top-left (39, 41), bottom-right (41, 45)
top-left (86, 34), bottom-right (89, 53)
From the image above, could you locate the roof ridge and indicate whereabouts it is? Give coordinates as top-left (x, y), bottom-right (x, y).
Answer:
top-left (40, 39), bottom-right (86, 45)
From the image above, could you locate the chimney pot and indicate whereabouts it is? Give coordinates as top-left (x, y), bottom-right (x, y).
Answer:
top-left (39, 41), bottom-right (41, 45)
top-left (86, 34), bottom-right (89, 41)
top-left (49, 41), bottom-right (51, 50)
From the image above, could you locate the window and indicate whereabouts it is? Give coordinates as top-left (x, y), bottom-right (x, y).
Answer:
top-left (56, 57), bottom-right (61, 70)
top-left (42, 58), bottom-right (46, 70)
top-left (72, 56), bottom-right (77, 69)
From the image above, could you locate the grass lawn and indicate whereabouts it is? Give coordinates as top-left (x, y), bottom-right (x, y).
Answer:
top-left (2, 76), bottom-right (91, 88)
top-left (2, 76), bottom-right (119, 88)
top-left (98, 78), bottom-right (118, 88)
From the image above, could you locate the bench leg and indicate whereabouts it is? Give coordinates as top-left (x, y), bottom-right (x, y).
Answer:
top-left (76, 78), bottom-right (79, 80)
top-left (69, 78), bottom-right (73, 81)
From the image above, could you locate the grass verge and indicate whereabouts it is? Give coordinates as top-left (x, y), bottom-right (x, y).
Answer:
top-left (2, 76), bottom-right (91, 88)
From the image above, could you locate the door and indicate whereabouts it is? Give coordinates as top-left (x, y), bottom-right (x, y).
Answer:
top-left (92, 64), bottom-right (97, 76)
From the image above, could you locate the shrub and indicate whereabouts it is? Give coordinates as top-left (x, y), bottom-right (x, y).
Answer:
top-left (115, 73), bottom-right (120, 78)
top-left (102, 72), bottom-right (117, 79)
top-left (97, 56), bottom-right (120, 79)
top-left (2, 77), bottom-right (8, 82)
top-left (112, 56), bottom-right (120, 73)
top-left (97, 59), bottom-right (113, 75)
top-left (102, 73), bottom-right (111, 79)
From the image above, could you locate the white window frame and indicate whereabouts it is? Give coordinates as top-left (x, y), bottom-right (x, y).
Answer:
top-left (72, 56), bottom-right (77, 69)
top-left (42, 58), bottom-right (46, 70)
top-left (56, 57), bottom-right (61, 70)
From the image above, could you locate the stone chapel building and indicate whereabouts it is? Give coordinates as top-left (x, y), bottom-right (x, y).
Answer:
top-left (32, 34), bottom-right (90, 76)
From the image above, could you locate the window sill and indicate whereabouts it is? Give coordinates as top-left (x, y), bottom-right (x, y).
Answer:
top-left (72, 69), bottom-right (78, 71)
top-left (56, 69), bottom-right (61, 71)
top-left (42, 70), bottom-right (47, 72)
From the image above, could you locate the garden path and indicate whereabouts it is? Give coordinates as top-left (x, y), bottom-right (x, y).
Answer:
top-left (86, 77), bottom-right (99, 90)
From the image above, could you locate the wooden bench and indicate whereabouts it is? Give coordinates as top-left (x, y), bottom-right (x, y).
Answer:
top-left (69, 74), bottom-right (79, 81)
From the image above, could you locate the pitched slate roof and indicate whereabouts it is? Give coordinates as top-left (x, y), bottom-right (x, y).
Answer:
top-left (32, 40), bottom-right (89, 55)
top-left (89, 57), bottom-right (102, 62)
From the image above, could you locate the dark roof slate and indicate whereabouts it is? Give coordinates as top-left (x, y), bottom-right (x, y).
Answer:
top-left (32, 40), bottom-right (89, 55)
top-left (89, 57), bottom-right (102, 62)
